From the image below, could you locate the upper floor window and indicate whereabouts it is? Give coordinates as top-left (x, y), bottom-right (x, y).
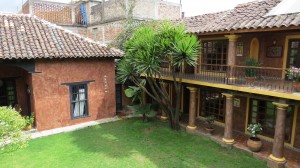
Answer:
top-left (202, 40), bottom-right (228, 66)
top-left (70, 84), bottom-right (88, 119)
top-left (287, 39), bottom-right (300, 68)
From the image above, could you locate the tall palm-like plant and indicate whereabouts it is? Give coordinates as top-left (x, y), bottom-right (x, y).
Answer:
top-left (117, 21), bottom-right (200, 130)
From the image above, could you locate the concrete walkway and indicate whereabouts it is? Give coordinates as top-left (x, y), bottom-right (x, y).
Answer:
top-left (24, 116), bottom-right (129, 139)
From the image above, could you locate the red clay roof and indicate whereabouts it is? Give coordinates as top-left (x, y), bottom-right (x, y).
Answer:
top-left (183, 0), bottom-right (300, 34)
top-left (0, 13), bottom-right (122, 60)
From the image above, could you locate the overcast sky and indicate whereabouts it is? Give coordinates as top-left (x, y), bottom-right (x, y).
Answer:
top-left (0, 0), bottom-right (255, 17)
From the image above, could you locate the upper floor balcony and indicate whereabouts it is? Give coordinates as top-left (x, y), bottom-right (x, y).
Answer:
top-left (159, 63), bottom-right (300, 100)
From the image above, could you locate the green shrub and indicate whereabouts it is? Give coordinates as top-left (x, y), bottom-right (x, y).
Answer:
top-left (244, 58), bottom-right (260, 77)
top-left (0, 106), bottom-right (28, 153)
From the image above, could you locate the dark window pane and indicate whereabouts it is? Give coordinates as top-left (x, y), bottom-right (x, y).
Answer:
top-left (249, 99), bottom-right (293, 142)
top-left (70, 84), bottom-right (88, 119)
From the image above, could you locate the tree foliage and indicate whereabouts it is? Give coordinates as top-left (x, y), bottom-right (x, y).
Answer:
top-left (0, 106), bottom-right (28, 153)
top-left (117, 21), bottom-right (200, 130)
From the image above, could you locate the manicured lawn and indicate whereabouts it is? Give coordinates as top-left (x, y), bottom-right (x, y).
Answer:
top-left (0, 118), bottom-right (267, 168)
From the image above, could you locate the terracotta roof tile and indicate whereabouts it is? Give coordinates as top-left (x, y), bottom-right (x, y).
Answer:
top-left (0, 13), bottom-right (122, 60)
top-left (182, 0), bottom-right (300, 34)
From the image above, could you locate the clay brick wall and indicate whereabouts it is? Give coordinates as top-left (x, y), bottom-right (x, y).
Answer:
top-left (232, 96), bottom-right (247, 132)
top-left (235, 31), bottom-right (300, 68)
top-left (294, 108), bottom-right (300, 149)
top-left (236, 32), bottom-right (285, 68)
top-left (32, 1), bottom-right (73, 25)
top-left (32, 58), bottom-right (116, 131)
top-left (87, 21), bottom-right (124, 43)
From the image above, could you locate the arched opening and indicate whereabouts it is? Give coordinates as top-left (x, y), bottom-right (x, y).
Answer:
top-left (250, 38), bottom-right (259, 60)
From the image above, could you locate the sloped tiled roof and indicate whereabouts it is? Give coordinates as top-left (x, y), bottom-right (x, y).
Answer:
top-left (183, 0), bottom-right (300, 34)
top-left (0, 13), bottom-right (122, 60)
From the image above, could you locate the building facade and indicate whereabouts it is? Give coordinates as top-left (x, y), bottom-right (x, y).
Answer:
top-left (0, 13), bottom-right (121, 130)
top-left (155, 0), bottom-right (300, 166)
top-left (21, 0), bottom-right (182, 44)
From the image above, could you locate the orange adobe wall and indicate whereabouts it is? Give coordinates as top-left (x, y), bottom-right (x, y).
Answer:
top-left (31, 58), bottom-right (116, 131)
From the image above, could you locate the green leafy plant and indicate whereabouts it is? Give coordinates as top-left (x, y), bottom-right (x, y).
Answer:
top-left (0, 106), bottom-right (28, 153)
top-left (286, 66), bottom-right (300, 82)
top-left (130, 104), bottom-right (157, 122)
top-left (205, 115), bottom-right (215, 129)
top-left (244, 58), bottom-right (260, 77)
top-left (117, 21), bottom-right (200, 130)
top-left (24, 113), bottom-right (34, 126)
top-left (247, 123), bottom-right (263, 138)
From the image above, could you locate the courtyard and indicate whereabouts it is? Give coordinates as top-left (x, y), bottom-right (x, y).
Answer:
top-left (0, 118), bottom-right (267, 168)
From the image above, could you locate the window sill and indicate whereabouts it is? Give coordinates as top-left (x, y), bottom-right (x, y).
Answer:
top-left (71, 115), bottom-right (91, 120)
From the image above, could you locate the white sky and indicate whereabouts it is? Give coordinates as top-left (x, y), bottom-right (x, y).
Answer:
top-left (0, 0), bottom-right (255, 17)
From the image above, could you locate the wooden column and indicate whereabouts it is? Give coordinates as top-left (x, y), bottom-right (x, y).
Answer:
top-left (269, 102), bottom-right (289, 163)
top-left (187, 87), bottom-right (198, 130)
top-left (222, 93), bottom-right (234, 144)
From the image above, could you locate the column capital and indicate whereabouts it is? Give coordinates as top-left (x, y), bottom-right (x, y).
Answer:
top-left (272, 102), bottom-right (289, 110)
top-left (222, 93), bottom-right (233, 99)
top-left (225, 34), bottom-right (240, 41)
top-left (187, 87), bottom-right (198, 93)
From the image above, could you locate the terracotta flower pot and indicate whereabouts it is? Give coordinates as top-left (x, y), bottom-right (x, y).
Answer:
top-left (23, 124), bottom-right (32, 131)
top-left (205, 127), bottom-right (214, 135)
top-left (247, 137), bottom-right (262, 152)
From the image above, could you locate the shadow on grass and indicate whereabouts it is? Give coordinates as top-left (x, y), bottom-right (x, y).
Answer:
top-left (69, 117), bottom-right (267, 168)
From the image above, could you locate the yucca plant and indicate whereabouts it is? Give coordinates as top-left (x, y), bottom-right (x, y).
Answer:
top-left (117, 21), bottom-right (200, 130)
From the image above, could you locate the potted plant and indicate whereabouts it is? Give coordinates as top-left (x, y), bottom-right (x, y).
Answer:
top-left (286, 66), bottom-right (300, 92)
top-left (23, 113), bottom-right (34, 131)
top-left (246, 123), bottom-right (263, 152)
top-left (205, 115), bottom-right (215, 134)
top-left (244, 58), bottom-right (260, 83)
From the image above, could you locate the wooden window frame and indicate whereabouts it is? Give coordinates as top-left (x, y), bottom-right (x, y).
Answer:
top-left (202, 40), bottom-right (228, 71)
top-left (249, 99), bottom-right (294, 142)
top-left (62, 81), bottom-right (94, 120)
top-left (0, 78), bottom-right (17, 107)
top-left (287, 39), bottom-right (300, 68)
top-left (199, 90), bottom-right (225, 122)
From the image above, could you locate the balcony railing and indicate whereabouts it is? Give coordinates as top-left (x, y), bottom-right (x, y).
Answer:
top-left (160, 64), bottom-right (295, 93)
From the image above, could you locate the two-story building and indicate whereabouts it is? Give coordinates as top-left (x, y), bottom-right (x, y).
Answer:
top-left (158, 0), bottom-right (300, 166)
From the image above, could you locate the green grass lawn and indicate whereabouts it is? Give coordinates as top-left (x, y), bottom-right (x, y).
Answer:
top-left (0, 118), bottom-right (267, 168)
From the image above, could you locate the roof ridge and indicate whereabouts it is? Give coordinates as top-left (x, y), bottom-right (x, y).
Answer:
top-left (0, 12), bottom-right (32, 17)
